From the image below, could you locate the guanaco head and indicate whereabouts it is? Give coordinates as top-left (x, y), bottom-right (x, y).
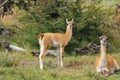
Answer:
top-left (99, 35), bottom-right (108, 46)
top-left (66, 19), bottom-right (73, 29)
top-left (114, 4), bottom-right (120, 15)
top-left (115, 4), bottom-right (120, 9)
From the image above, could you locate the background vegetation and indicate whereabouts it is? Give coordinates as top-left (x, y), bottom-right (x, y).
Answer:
top-left (0, 0), bottom-right (120, 80)
top-left (1, 0), bottom-right (120, 53)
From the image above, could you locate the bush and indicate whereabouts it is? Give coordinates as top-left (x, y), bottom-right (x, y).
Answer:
top-left (9, 0), bottom-right (115, 54)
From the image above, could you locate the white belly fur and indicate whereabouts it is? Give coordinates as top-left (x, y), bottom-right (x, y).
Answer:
top-left (51, 40), bottom-right (60, 47)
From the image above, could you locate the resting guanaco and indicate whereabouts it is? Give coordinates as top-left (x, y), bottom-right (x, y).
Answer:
top-left (95, 35), bottom-right (120, 77)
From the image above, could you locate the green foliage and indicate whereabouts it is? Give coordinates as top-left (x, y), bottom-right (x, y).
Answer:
top-left (8, 0), bottom-right (120, 54)
top-left (11, 0), bottom-right (107, 53)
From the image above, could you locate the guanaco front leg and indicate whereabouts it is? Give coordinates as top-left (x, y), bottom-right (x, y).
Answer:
top-left (58, 46), bottom-right (64, 67)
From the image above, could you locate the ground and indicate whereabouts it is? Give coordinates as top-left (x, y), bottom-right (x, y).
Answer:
top-left (0, 50), bottom-right (120, 80)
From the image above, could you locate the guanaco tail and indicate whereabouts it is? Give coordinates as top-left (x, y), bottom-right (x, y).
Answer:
top-left (95, 35), bottom-right (120, 77)
top-left (38, 19), bottom-right (73, 70)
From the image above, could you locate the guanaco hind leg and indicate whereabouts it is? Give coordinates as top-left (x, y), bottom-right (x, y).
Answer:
top-left (39, 37), bottom-right (50, 70)
top-left (114, 60), bottom-right (120, 71)
top-left (39, 48), bottom-right (46, 70)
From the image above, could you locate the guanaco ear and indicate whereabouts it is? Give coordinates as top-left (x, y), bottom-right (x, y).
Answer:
top-left (66, 19), bottom-right (69, 24)
top-left (105, 36), bottom-right (108, 40)
top-left (71, 18), bottom-right (74, 23)
top-left (99, 36), bottom-right (102, 40)
top-left (115, 4), bottom-right (120, 8)
top-left (99, 35), bottom-right (108, 40)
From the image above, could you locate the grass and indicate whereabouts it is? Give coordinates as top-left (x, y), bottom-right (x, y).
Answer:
top-left (0, 50), bottom-right (120, 80)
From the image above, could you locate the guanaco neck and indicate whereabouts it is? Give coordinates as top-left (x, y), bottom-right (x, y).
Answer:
top-left (114, 7), bottom-right (119, 16)
top-left (65, 25), bottom-right (72, 41)
top-left (100, 44), bottom-right (107, 60)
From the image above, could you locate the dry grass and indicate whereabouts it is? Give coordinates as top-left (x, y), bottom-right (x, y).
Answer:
top-left (0, 7), bottom-right (26, 28)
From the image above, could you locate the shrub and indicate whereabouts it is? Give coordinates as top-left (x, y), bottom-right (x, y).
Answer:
top-left (0, 52), bottom-right (19, 67)
top-left (9, 0), bottom-right (115, 54)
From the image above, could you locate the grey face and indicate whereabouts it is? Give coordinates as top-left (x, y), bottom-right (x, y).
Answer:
top-left (99, 35), bottom-right (108, 46)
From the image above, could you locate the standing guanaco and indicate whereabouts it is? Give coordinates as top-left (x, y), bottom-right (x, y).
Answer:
top-left (113, 4), bottom-right (120, 27)
top-left (38, 19), bottom-right (73, 70)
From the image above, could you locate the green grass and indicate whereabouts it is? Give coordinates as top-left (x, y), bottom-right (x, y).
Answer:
top-left (0, 51), bottom-right (120, 80)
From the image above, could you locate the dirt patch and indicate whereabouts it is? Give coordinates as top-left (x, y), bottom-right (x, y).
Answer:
top-left (64, 61), bottom-right (83, 68)
top-left (19, 60), bottom-right (37, 66)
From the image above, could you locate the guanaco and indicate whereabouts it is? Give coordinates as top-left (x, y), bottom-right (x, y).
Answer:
top-left (38, 19), bottom-right (73, 70)
top-left (95, 35), bottom-right (120, 77)
top-left (113, 4), bottom-right (120, 27)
